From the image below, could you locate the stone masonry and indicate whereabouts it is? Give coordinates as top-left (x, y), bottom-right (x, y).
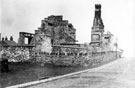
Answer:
top-left (35, 15), bottom-right (76, 45)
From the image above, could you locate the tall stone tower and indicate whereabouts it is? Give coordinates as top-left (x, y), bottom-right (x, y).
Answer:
top-left (90, 4), bottom-right (104, 47)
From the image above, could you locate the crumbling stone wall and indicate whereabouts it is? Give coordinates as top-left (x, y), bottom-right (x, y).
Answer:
top-left (0, 47), bottom-right (31, 62)
top-left (30, 51), bottom-right (120, 66)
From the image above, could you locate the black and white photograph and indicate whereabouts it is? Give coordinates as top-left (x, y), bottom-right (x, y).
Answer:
top-left (0, 0), bottom-right (134, 88)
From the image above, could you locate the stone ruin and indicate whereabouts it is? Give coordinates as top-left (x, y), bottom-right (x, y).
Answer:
top-left (0, 5), bottom-right (123, 64)
top-left (30, 15), bottom-right (77, 53)
top-left (0, 15), bottom-right (78, 62)
top-left (18, 32), bottom-right (34, 45)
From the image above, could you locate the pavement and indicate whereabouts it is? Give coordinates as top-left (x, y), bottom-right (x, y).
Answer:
top-left (24, 57), bottom-right (135, 88)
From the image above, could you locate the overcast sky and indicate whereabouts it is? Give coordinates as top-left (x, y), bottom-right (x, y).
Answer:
top-left (0, 0), bottom-right (134, 57)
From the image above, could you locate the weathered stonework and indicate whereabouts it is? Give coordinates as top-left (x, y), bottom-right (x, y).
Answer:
top-left (0, 4), bottom-right (123, 65)
top-left (90, 4), bottom-right (116, 52)
top-left (38, 15), bottom-right (76, 45)
top-left (91, 4), bottom-right (104, 47)
top-left (30, 15), bottom-right (76, 53)
top-left (30, 34), bottom-right (52, 53)
top-left (18, 32), bottom-right (34, 45)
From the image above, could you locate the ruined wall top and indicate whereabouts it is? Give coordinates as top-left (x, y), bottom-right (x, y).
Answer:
top-left (33, 15), bottom-right (76, 45)
top-left (47, 15), bottom-right (63, 21)
top-left (43, 15), bottom-right (68, 26)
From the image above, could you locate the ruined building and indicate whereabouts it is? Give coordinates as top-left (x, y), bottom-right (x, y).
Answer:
top-left (35, 15), bottom-right (76, 45)
top-left (90, 4), bottom-right (114, 50)
top-left (16, 4), bottom-right (116, 53)
top-left (30, 15), bottom-right (76, 52)
top-left (18, 32), bottom-right (34, 45)
top-left (0, 4), bottom-right (123, 63)
top-left (17, 4), bottom-right (114, 53)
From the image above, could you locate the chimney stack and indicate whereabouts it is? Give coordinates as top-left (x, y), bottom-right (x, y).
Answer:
top-left (2, 37), bottom-right (4, 41)
top-left (5, 36), bottom-right (8, 40)
top-left (10, 36), bottom-right (13, 41)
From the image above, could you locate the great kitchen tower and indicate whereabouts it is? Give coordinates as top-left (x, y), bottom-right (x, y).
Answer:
top-left (91, 4), bottom-right (104, 47)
